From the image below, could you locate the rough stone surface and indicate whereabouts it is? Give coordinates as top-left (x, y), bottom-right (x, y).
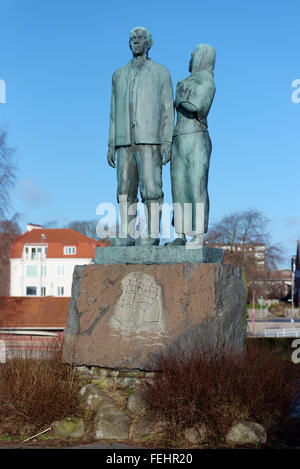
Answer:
top-left (184, 427), bottom-right (199, 445)
top-left (94, 245), bottom-right (223, 265)
top-left (91, 376), bottom-right (111, 389)
top-left (225, 422), bottom-right (267, 445)
top-left (131, 415), bottom-right (166, 440)
top-left (76, 366), bottom-right (92, 376)
top-left (184, 423), bottom-right (208, 444)
top-left (94, 407), bottom-right (131, 440)
top-left (79, 384), bottom-right (116, 411)
top-left (51, 417), bottom-right (85, 439)
top-left (63, 263), bottom-right (246, 370)
top-left (126, 393), bottom-right (148, 413)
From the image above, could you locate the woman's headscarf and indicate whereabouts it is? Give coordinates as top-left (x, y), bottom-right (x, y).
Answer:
top-left (191, 43), bottom-right (216, 74)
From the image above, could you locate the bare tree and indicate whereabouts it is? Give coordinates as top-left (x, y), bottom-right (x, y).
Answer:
top-left (44, 218), bottom-right (115, 241)
top-left (265, 243), bottom-right (286, 270)
top-left (207, 210), bottom-right (269, 244)
top-left (0, 129), bottom-right (18, 295)
top-left (207, 209), bottom-right (285, 270)
top-left (0, 214), bottom-right (21, 296)
top-left (65, 219), bottom-right (118, 241)
top-left (43, 220), bottom-right (59, 229)
top-left (65, 219), bottom-right (98, 239)
top-left (0, 129), bottom-right (16, 219)
top-left (207, 209), bottom-right (286, 301)
top-left (44, 219), bottom-right (100, 238)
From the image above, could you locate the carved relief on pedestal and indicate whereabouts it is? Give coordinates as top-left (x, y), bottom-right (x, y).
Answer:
top-left (110, 272), bottom-right (166, 333)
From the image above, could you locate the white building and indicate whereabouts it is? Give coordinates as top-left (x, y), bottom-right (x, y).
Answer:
top-left (10, 224), bottom-right (109, 297)
top-left (208, 242), bottom-right (267, 268)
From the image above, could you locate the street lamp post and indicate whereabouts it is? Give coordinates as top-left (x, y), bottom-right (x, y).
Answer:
top-left (252, 290), bottom-right (256, 333)
top-left (291, 256), bottom-right (296, 318)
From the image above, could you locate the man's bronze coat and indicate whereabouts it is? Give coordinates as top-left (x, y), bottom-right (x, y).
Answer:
top-left (108, 59), bottom-right (174, 147)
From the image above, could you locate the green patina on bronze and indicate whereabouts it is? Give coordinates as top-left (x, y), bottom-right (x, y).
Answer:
top-left (171, 43), bottom-right (216, 237)
top-left (107, 27), bottom-right (174, 246)
top-left (94, 245), bottom-right (224, 265)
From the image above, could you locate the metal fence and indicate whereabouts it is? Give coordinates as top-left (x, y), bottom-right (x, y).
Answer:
top-left (264, 329), bottom-right (300, 338)
top-left (0, 331), bottom-right (63, 360)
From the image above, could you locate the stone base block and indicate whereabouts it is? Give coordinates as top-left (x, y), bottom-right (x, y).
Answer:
top-left (62, 263), bottom-right (247, 370)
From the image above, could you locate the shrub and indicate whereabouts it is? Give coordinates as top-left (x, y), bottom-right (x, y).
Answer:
top-left (141, 340), bottom-right (300, 441)
top-left (0, 348), bottom-right (83, 438)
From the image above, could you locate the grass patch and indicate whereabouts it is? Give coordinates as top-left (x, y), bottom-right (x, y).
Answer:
top-left (36, 434), bottom-right (59, 441)
top-left (123, 386), bottom-right (134, 397)
top-left (0, 435), bottom-right (12, 441)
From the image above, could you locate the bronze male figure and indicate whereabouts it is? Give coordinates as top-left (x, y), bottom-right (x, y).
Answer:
top-left (107, 27), bottom-right (174, 246)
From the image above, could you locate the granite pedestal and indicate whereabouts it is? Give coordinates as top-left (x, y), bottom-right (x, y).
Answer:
top-left (62, 246), bottom-right (247, 371)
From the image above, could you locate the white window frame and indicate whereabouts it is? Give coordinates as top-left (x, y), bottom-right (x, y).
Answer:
top-left (57, 265), bottom-right (65, 276)
top-left (26, 286), bottom-right (37, 296)
top-left (64, 246), bottom-right (76, 255)
top-left (57, 286), bottom-right (64, 296)
top-left (26, 265), bottom-right (38, 277)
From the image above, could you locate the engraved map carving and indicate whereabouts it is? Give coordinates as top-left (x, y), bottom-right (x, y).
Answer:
top-left (110, 272), bottom-right (166, 333)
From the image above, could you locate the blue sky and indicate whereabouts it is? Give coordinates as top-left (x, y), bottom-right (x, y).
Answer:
top-left (1, 0), bottom-right (299, 267)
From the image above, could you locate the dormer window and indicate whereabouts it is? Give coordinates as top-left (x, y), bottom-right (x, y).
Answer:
top-left (24, 246), bottom-right (47, 260)
top-left (64, 246), bottom-right (76, 255)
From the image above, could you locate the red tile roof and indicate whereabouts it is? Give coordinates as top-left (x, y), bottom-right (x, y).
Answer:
top-left (0, 297), bottom-right (70, 328)
top-left (208, 242), bottom-right (266, 248)
top-left (10, 228), bottom-right (110, 258)
top-left (264, 269), bottom-right (291, 280)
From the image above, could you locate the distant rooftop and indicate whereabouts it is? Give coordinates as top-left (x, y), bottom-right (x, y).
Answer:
top-left (0, 297), bottom-right (70, 329)
top-left (10, 228), bottom-right (109, 258)
top-left (26, 223), bottom-right (42, 232)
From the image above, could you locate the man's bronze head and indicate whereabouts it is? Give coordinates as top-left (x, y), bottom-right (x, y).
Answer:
top-left (129, 27), bottom-right (153, 57)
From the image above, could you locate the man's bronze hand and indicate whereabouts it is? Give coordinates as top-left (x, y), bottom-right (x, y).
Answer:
top-left (107, 147), bottom-right (116, 168)
top-left (160, 142), bottom-right (172, 165)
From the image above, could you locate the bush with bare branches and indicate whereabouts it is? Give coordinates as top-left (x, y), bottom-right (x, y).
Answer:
top-left (0, 349), bottom-right (83, 438)
top-left (141, 340), bottom-right (300, 441)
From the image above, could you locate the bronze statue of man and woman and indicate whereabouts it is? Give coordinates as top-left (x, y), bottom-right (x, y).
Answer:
top-left (107, 26), bottom-right (216, 248)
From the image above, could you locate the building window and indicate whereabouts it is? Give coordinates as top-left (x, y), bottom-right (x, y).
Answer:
top-left (41, 265), bottom-right (47, 276)
top-left (57, 265), bottom-right (65, 275)
top-left (57, 286), bottom-right (64, 296)
top-left (26, 286), bottom-right (37, 296)
top-left (26, 265), bottom-right (38, 277)
top-left (31, 247), bottom-right (37, 260)
top-left (41, 287), bottom-right (46, 296)
top-left (64, 246), bottom-right (76, 255)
